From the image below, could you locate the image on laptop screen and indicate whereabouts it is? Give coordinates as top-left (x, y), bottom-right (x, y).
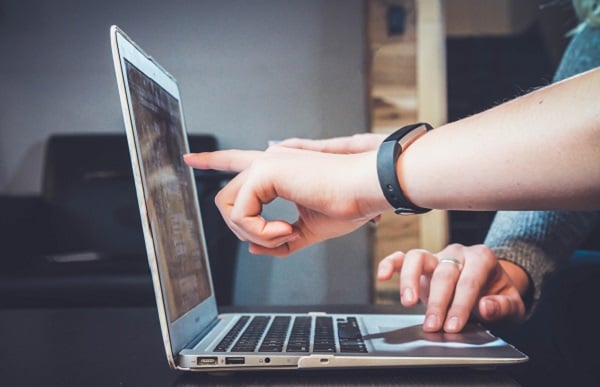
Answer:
top-left (125, 60), bottom-right (211, 321)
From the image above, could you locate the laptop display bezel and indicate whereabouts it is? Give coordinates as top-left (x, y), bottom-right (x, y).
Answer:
top-left (110, 25), bottom-right (219, 365)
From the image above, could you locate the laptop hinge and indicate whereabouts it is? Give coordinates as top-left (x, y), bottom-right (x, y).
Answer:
top-left (186, 317), bottom-right (221, 349)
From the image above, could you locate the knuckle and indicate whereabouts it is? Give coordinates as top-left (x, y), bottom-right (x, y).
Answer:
top-left (229, 211), bottom-right (244, 225)
top-left (385, 251), bottom-right (404, 262)
top-left (472, 244), bottom-right (493, 256)
top-left (446, 243), bottom-right (463, 251)
top-left (469, 245), bottom-right (497, 270)
top-left (406, 249), bottom-right (429, 262)
top-left (472, 244), bottom-right (494, 260)
top-left (214, 191), bottom-right (225, 205)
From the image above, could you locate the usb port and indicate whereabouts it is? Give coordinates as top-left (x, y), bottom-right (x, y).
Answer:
top-left (197, 356), bottom-right (218, 366)
top-left (225, 357), bottom-right (245, 365)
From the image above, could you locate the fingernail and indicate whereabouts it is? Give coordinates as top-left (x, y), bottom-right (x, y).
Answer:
top-left (484, 299), bottom-right (498, 318)
top-left (425, 314), bottom-right (438, 329)
top-left (402, 288), bottom-right (414, 303)
top-left (446, 317), bottom-right (460, 331)
top-left (377, 262), bottom-right (389, 277)
top-left (275, 234), bottom-right (299, 247)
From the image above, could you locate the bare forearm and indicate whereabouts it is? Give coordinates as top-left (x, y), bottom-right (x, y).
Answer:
top-left (400, 67), bottom-right (600, 211)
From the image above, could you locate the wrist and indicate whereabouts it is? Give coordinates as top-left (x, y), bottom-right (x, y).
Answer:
top-left (354, 150), bottom-right (393, 218)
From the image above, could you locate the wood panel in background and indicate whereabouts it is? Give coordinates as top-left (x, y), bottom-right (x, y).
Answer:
top-left (366, 0), bottom-right (448, 304)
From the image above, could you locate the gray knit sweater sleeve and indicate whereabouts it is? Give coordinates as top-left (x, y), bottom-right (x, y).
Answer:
top-left (484, 24), bottom-right (600, 311)
top-left (485, 211), bottom-right (599, 307)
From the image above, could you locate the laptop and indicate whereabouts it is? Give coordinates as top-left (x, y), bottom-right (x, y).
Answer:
top-left (110, 25), bottom-right (528, 371)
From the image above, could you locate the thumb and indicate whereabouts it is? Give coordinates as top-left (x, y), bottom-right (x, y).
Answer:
top-left (478, 293), bottom-right (525, 323)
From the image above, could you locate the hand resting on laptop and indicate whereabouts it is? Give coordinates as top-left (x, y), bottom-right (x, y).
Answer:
top-left (376, 244), bottom-right (528, 334)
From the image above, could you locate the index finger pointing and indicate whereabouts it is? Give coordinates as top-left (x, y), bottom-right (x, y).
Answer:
top-left (183, 150), bottom-right (264, 172)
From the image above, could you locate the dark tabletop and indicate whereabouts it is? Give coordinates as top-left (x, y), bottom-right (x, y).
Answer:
top-left (0, 305), bottom-right (520, 386)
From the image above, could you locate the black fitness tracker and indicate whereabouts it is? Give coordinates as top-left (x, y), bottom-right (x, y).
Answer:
top-left (376, 122), bottom-right (433, 215)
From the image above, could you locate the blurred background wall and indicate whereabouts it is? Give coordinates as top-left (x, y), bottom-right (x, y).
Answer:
top-left (0, 0), bottom-right (371, 305)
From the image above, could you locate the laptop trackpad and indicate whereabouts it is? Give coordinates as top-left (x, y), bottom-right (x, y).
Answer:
top-left (361, 315), bottom-right (503, 354)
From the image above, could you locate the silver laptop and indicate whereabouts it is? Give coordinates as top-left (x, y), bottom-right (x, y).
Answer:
top-left (110, 25), bottom-right (527, 372)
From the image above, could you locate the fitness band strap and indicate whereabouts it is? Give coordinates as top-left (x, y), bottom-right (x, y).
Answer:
top-left (376, 122), bottom-right (433, 215)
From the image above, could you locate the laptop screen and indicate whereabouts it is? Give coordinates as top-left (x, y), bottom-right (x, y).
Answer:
top-left (125, 60), bottom-right (212, 321)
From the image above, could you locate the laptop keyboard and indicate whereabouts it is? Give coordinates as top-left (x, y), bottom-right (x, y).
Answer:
top-left (214, 315), bottom-right (367, 353)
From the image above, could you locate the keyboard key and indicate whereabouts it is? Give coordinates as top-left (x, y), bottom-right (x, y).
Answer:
top-left (215, 314), bottom-right (368, 355)
top-left (285, 316), bottom-right (312, 352)
top-left (338, 317), bottom-right (368, 353)
top-left (313, 317), bottom-right (336, 352)
top-left (231, 316), bottom-right (270, 352)
top-left (214, 316), bottom-right (250, 352)
top-left (259, 316), bottom-right (291, 352)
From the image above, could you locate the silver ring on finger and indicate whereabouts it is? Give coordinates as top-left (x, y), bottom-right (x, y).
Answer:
top-left (438, 257), bottom-right (463, 272)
